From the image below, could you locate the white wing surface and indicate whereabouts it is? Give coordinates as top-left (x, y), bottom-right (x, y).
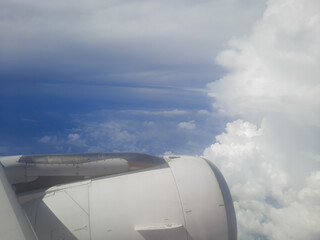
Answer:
top-left (0, 164), bottom-right (38, 240)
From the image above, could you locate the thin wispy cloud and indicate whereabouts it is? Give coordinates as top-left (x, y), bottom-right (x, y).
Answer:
top-left (39, 135), bottom-right (63, 145)
top-left (178, 121), bottom-right (196, 130)
top-left (120, 109), bottom-right (190, 116)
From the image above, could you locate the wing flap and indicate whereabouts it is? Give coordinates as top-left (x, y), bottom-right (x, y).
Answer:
top-left (135, 223), bottom-right (187, 240)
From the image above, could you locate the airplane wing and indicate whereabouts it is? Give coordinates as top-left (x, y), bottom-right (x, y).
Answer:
top-left (0, 163), bottom-right (38, 240)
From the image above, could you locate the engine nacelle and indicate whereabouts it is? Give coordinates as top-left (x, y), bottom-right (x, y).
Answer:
top-left (17, 155), bottom-right (236, 240)
top-left (0, 153), bottom-right (236, 240)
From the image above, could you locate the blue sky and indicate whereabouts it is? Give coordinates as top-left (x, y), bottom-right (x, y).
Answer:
top-left (0, 0), bottom-right (264, 155)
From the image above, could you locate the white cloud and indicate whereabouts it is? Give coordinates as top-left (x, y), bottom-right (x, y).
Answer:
top-left (205, 0), bottom-right (320, 239)
top-left (204, 120), bottom-right (320, 240)
top-left (67, 133), bottom-right (87, 147)
top-left (178, 121), bottom-right (196, 130)
top-left (68, 133), bottom-right (80, 141)
top-left (82, 121), bottom-right (140, 153)
top-left (208, 0), bottom-right (320, 127)
top-left (39, 133), bottom-right (87, 149)
top-left (143, 121), bottom-right (156, 127)
top-left (39, 136), bottom-right (52, 144)
top-left (197, 109), bottom-right (210, 115)
top-left (39, 135), bottom-right (63, 145)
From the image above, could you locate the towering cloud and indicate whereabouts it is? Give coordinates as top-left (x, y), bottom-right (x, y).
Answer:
top-left (204, 0), bottom-right (320, 239)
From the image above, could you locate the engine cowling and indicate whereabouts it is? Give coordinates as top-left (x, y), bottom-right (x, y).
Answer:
top-left (18, 155), bottom-right (236, 240)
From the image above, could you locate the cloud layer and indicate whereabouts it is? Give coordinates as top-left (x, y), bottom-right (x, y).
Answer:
top-left (0, 0), bottom-right (265, 88)
top-left (204, 0), bottom-right (320, 239)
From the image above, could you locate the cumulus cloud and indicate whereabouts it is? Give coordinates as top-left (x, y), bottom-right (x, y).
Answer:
top-left (204, 120), bottom-right (320, 240)
top-left (60, 108), bottom-right (217, 155)
top-left (208, 0), bottom-right (320, 126)
top-left (38, 133), bottom-right (87, 152)
top-left (82, 121), bottom-right (140, 153)
top-left (68, 133), bottom-right (80, 142)
top-left (205, 0), bottom-right (320, 239)
top-left (67, 133), bottom-right (87, 147)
